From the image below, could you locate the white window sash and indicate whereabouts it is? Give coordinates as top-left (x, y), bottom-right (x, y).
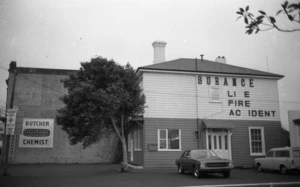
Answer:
top-left (209, 86), bottom-right (222, 103)
top-left (158, 129), bottom-right (181, 151)
top-left (134, 129), bottom-right (142, 151)
top-left (248, 127), bottom-right (266, 156)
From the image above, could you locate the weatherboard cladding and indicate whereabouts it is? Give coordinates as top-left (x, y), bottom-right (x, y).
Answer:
top-left (138, 58), bottom-right (283, 78)
top-left (143, 118), bottom-right (288, 168)
top-left (142, 72), bottom-right (281, 121)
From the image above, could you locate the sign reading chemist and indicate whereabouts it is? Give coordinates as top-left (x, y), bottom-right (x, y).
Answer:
top-left (19, 118), bottom-right (54, 148)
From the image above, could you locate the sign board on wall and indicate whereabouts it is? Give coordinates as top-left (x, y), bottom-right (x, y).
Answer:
top-left (197, 75), bottom-right (279, 120)
top-left (6, 108), bottom-right (18, 135)
top-left (19, 118), bottom-right (54, 148)
top-left (0, 121), bottom-right (4, 134)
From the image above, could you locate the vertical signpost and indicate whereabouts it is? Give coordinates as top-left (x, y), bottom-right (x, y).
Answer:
top-left (0, 108), bottom-right (17, 176)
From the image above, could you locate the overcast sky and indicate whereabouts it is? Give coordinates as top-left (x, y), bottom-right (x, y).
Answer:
top-left (0, 0), bottom-right (299, 129)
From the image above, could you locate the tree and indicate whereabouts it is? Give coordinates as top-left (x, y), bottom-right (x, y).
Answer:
top-left (236, 1), bottom-right (300, 34)
top-left (56, 57), bottom-right (145, 172)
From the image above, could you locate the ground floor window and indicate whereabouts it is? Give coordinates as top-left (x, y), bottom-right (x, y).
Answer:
top-left (248, 127), bottom-right (265, 156)
top-left (158, 129), bottom-right (181, 151)
top-left (134, 128), bottom-right (142, 151)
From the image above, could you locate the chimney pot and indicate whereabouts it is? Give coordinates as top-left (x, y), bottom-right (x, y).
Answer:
top-left (215, 56), bottom-right (226, 63)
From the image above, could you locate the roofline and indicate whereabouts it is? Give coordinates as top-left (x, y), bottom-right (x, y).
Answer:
top-left (137, 68), bottom-right (284, 79)
top-left (15, 67), bottom-right (78, 76)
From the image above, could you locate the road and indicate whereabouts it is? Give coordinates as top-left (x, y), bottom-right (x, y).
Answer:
top-left (0, 164), bottom-right (300, 187)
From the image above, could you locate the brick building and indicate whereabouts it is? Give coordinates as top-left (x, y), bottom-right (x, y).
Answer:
top-left (3, 62), bottom-right (118, 163)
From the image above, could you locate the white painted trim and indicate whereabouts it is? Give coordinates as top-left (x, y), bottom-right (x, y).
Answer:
top-left (209, 86), bottom-right (222, 103)
top-left (228, 130), bottom-right (232, 160)
top-left (248, 126), bottom-right (266, 156)
top-left (157, 129), bottom-right (182, 151)
top-left (139, 69), bottom-right (281, 79)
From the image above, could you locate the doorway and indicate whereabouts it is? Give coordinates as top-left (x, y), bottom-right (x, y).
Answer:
top-left (206, 129), bottom-right (232, 160)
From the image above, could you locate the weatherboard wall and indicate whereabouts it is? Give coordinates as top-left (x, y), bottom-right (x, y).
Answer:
top-left (143, 118), bottom-right (289, 168)
top-left (143, 118), bottom-right (198, 168)
top-left (143, 72), bottom-right (280, 121)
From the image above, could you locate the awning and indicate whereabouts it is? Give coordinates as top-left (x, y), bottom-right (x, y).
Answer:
top-left (201, 119), bottom-right (235, 129)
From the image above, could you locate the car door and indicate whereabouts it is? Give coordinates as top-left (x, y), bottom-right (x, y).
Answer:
top-left (185, 151), bottom-right (195, 172)
top-left (263, 151), bottom-right (274, 170)
top-left (292, 149), bottom-right (300, 168)
top-left (180, 151), bottom-right (189, 171)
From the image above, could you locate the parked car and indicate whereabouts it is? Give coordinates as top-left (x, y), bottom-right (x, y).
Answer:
top-left (175, 149), bottom-right (234, 178)
top-left (254, 147), bottom-right (300, 175)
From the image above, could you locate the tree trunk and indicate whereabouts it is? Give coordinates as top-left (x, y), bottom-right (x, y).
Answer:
top-left (120, 137), bottom-right (129, 172)
top-left (110, 112), bottom-right (130, 172)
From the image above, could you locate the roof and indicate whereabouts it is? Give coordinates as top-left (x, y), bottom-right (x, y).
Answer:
top-left (137, 58), bottom-right (284, 79)
top-left (15, 67), bottom-right (77, 76)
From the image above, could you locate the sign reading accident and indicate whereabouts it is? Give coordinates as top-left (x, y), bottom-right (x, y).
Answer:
top-left (19, 118), bottom-right (54, 148)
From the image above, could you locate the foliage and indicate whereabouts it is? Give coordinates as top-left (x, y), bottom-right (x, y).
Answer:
top-left (236, 1), bottom-right (300, 34)
top-left (56, 56), bottom-right (145, 167)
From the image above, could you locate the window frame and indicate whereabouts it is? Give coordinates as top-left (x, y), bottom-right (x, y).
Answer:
top-left (157, 129), bottom-right (181, 151)
top-left (248, 127), bottom-right (266, 156)
top-left (209, 86), bottom-right (222, 103)
top-left (134, 129), bottom-right (142, 151)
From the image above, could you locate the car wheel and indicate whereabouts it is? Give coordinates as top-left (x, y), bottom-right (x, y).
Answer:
top-left (193, 166), bottom-right (201, 178)
top-left (223, 171), bottom-right (230, 178)
top-left (257, 163), bottom-right (263, 172)
top-left (280, 165), bottom-right (288, 175)
top-left (178, 165), bottom-right (184, 174)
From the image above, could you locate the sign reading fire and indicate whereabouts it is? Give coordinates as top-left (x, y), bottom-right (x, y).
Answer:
top-left (19, 118), bottom-right (54, 148)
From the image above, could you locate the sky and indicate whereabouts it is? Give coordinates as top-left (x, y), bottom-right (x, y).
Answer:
top-left (0, 0), bottom-right (299, 130)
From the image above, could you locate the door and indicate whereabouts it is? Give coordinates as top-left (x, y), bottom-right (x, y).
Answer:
top-left (207, 129), bottom-right (231, 159)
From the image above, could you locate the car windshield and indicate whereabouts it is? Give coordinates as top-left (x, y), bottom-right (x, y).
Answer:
top-left (190, 150), bottom-right (219, 159)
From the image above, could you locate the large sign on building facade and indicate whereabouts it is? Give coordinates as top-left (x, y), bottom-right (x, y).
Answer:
top-left (19, 118), bottom-right (54, 148)
top-left (197, 75), bottom-right (280, 120)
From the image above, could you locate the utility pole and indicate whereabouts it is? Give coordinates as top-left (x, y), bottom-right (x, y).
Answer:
top-left (0, 108), bottom-right (8, 176)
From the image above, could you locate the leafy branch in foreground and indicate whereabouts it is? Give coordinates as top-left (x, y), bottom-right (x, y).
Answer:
top-left (236, 1), bottom-right (300, 34)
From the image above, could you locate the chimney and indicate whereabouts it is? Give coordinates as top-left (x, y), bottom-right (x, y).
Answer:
top-left (215, 56), bottom-right (226, 63)
top-left (152, 41), bottom-right (167, 64)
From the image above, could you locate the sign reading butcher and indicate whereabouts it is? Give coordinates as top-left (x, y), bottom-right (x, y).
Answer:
top-left (19, 118), bottom-right (54, 148)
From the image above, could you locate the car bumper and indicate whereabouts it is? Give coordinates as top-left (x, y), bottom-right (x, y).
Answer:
top-left (199, 167), bottom-right (233, 173)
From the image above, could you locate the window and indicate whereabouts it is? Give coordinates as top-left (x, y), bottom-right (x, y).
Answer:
top-left (267, 151), bottom-right (274, 157)
top-left (293, 150), bottom-right (300, 157)
top-left (209, 86), bottom-right (221, 102)
top-left (214, 135), bottom-right (217, 149)
top-left (208, 135), bottom-right (212, 150)
top-left (275, 151), bottom-right (290, 158)
top-left (249, 127), bottom-right (265, 156)
top-left (134, 129), bottom-right (142, 151)
top-left (158, 129), bottom-right (181, 151)
top-left (128, 133), bottom-right (132, 152)
top-left (224, 135), bottom-right (228, 150)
